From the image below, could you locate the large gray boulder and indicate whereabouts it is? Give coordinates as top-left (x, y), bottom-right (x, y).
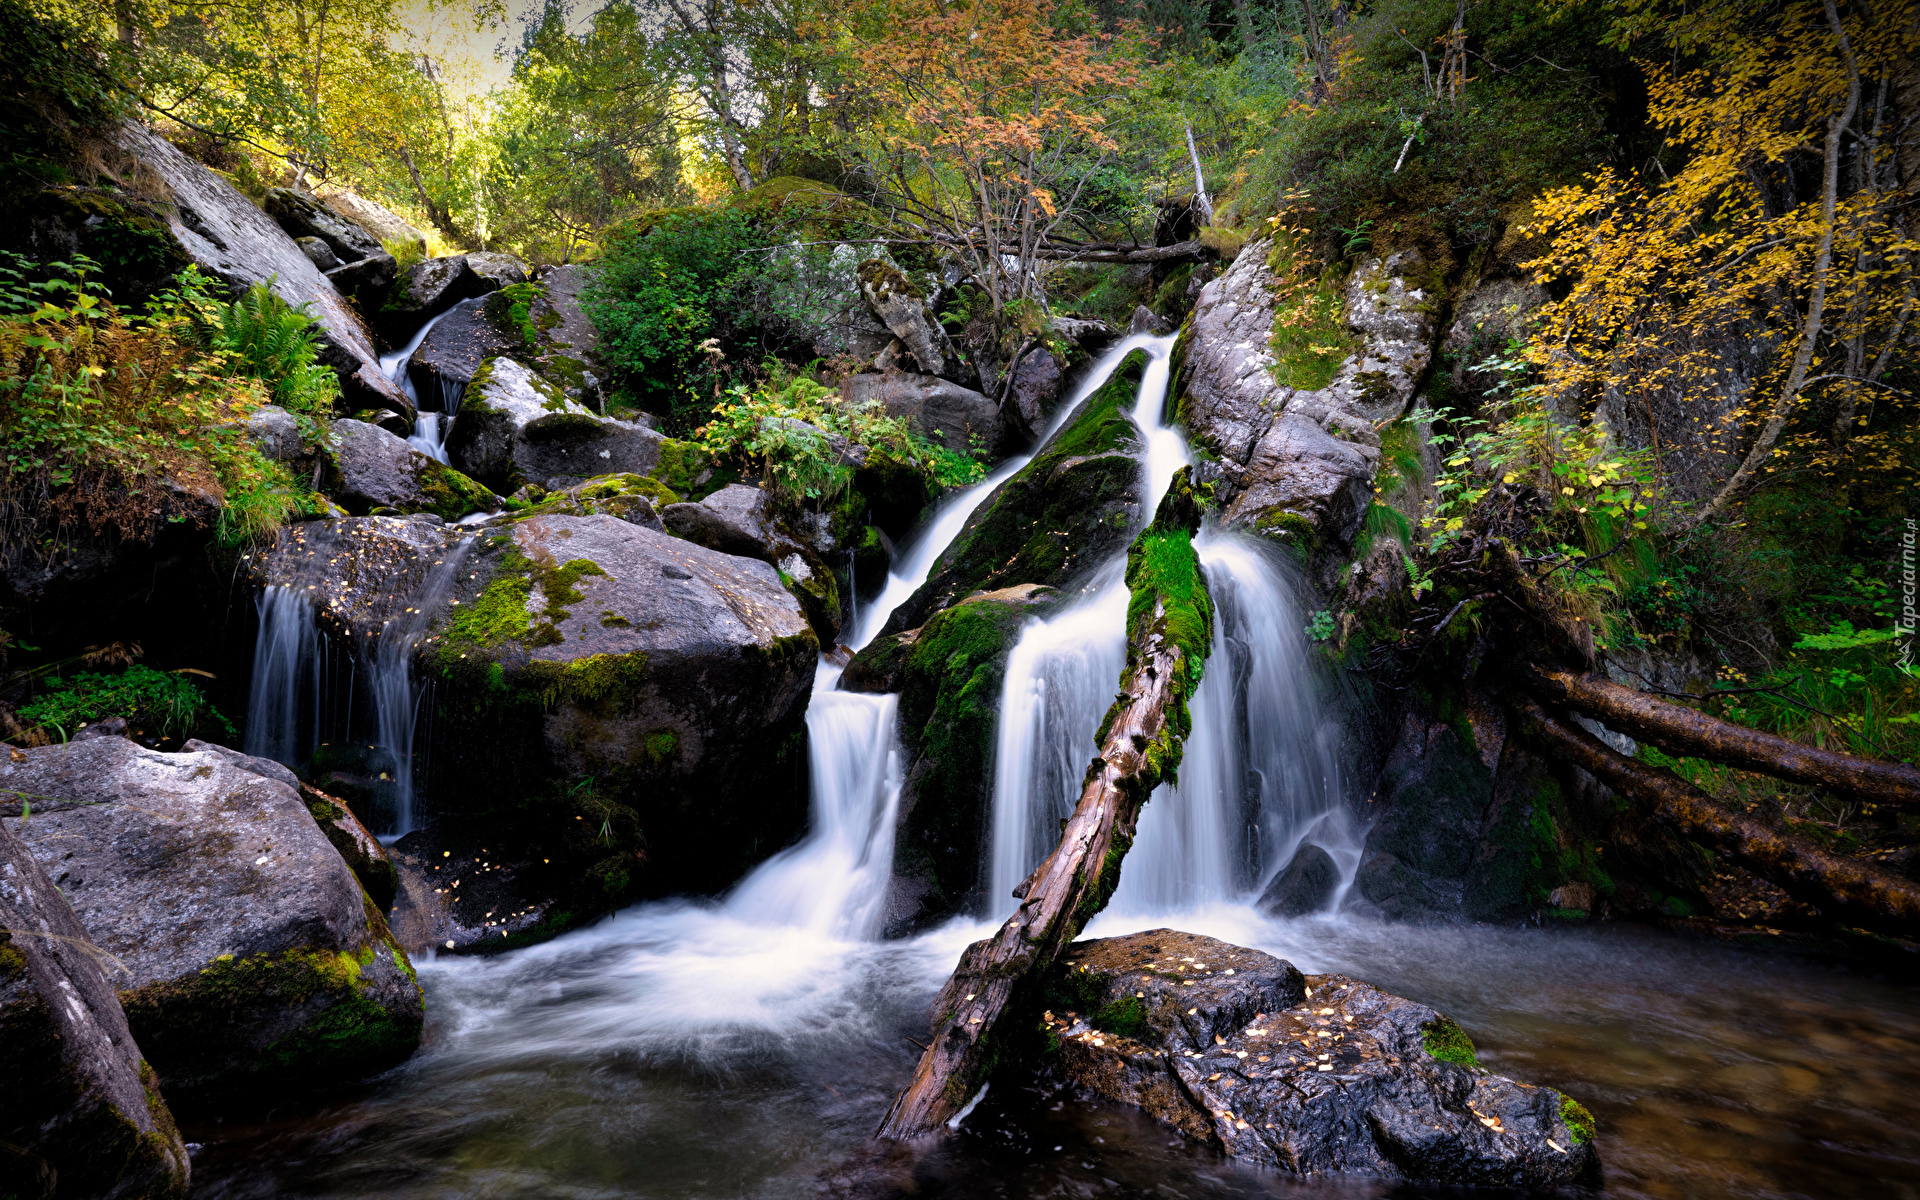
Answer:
top-left (0, 820), bottom-right (192, 1198)
top-left (113, 124), bottom-right (410, 418)
top-left (0, 738), bottom-right (424, 1099)
top-left (1172, 241), bottom-right (1447, 561)
top-left (265, 187), bottom-right (386, 264)
top-left (464, 251), bottom-right (530, 289)
top-left (329, 417), bottom-right (496, 520)
top-left (1039, 930), bottom-right (1599, 1188)
top-left (839, 371), bottom-right (1003, 456)
top-left (406, 295), bottom-right (519, 405)
top-left (446, 357), bottom-right (662, 492)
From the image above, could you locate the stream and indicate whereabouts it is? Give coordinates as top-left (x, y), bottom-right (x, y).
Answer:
top-left (201, 337), bottom-right (1920, 1199)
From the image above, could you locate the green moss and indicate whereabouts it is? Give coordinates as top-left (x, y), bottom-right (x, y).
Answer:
top-left (1251, 507), bottom-right (1323, 564)
top-left (524, 412), bottom-right (607, 441)
top-left (412, 458), bottom-right (496, 522)
top-left (1419, 1015), bottom-right (1478, 1067)
top-left (1558, 1093), bottom-right (1596, 1144)
top-left (651, 437), bottom-right (721, 501)
top-left (1090, 994), bottom-right (1149, 1041)
top-left (1267, 259), bottom-right (1354, 391)
top-left (521, 650), bottom-right (651, 714)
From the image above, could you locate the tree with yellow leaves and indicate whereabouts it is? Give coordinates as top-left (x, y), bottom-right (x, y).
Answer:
top-left (1520, 0), bottom-right (1917, 523)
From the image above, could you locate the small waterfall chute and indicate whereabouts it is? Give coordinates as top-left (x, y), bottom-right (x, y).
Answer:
top-left (243, 584), bottom-right (321, 766)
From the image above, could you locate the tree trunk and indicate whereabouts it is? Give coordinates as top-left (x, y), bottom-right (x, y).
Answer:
top-left (1507, 693), bottom-right (1920, 937)
top-left (878, 474), bottom-right (1213, 1140)
top-left (1517, 665), bottom-right (1920, 806)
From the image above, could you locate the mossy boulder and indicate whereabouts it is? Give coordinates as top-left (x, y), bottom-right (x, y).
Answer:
top-left (327, 417), bottom-right (496, 521)
top-left (446, 356), bottom-right (663, 493)
top-left (876, 350), bottom-right (1150, 639)
top-left (0, 820), bottom-right (191, 1199)
top-left (423, 514), bottom-right (817, 902)
top-left (0, 737), bottom-right (423, 1103)
top-left (848, 583), bottom-right (1058, 924)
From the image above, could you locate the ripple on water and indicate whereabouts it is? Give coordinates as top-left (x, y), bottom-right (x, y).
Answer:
top-left (185, 906), bottom-right (1920, 1200)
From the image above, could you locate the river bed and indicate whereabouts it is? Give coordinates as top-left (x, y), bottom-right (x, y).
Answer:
top-left (184, 907), bottom-right (1920, 1200)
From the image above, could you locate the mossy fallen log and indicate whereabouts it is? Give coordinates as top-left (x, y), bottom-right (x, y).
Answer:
top-left (1507, 692), bottom-right (1920, 937)
top-left (1517, 664), bottom-right (1920, 808)
top-left (876, 469), bottom-right (1214, 1140)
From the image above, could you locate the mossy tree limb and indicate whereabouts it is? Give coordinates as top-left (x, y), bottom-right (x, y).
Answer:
top-left (1506, 692), bottom-right (1920, 938)
top-left (1517, 664), bottom-right (1920, 808)
top-left (877, 469), bottom-right (1213, 1141)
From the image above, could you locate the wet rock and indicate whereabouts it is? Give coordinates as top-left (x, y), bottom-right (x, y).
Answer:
top-left (315, 187), bottom-right (426, 258)
top-left (1221, 414), bottom-right (1373, 553)
top-left (857, 259), bottom-right (963, 382)
top-left (877, 351), bottom-right (1147, 638)
top-left (446, 357), bottom-right (663, 492)
top-left (841, 371), bottom-right (1004, 456)
top-left (0, 820), bottom-right (192, 1199)
top-left (377, 256), bottom-right (494, 344)
top-left (328, 417), bottom-right (496, 521)
top-left (0, 737), bottom-right (424, 1099)
top-left (662, 484), bottom-right (843, 641)
top-left (1259, 843), bottom-right (1341, 916)
top-left (298, 783), bottom-right (400, 914)
top-left (407, 295), bottom-right (520, 405)
top-left (114, 123), bottom-right (409, 417)
top-left (251, 516), bottom-right (468, 642)
top-left (1038, 930), bottom-right (1599, 1188)
top-left (425, 514), bottom-right (817, 899)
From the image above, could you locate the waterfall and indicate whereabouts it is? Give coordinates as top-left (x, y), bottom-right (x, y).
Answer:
top-left (724, 663), bottom-right (903, 938)
top-left (381, 309), bottom-right (458, 465)
top-left (366, 538), bottom-right (473, 838)
top-left (243, 584), bottom-right (321, 765)
top-left (732, 337), bottom-right (1177, 939)
top-left (985, 334), bottom-right (1363, 921)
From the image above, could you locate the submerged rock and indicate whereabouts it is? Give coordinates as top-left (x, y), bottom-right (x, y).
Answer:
top-left (1258, 844), bottom-right (1341, 916)
top-left (0, 820), bottom-right (192, 1199)
top-left (447, 357), bottom-right (663, 492)
top-left (0, 737), bottom-right (424, 1100)
top-left (1037, 930), bottom-right (1599, 1188)
top-left (328, 417), bottom-right (497, 521)
top-left (876, 350), bottom-right (1147, 639)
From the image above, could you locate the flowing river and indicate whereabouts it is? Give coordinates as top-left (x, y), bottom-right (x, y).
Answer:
top-left (199, 340), bottom-right (1920, 1199)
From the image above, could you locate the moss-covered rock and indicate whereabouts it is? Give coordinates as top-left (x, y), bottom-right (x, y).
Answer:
top-left (0, 737), bottom-right (423, 1103)
top-left (327, 417), bottom-right (496, 521)
top-left (0, 821), bottom-right (191, 1199)
top-left (423, 513), bottom-right (817, 903)
top-left (877, 350), bottom-right (1150, 639)
top-left (447, 357), bottom-right (664, 494)
top-left (857, 584), bottom-right (1059, 923)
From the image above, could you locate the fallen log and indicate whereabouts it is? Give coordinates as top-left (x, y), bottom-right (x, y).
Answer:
top-left (1518, 664), bottom-right (1920, 807)
top-left (1506, 692), bottom-right (1920, 937)
top-left (876, 470), bottom-right (1214, 1140)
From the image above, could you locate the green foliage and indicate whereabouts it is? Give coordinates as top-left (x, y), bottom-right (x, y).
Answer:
top-left (1306, 609), bottom-right (1337, 642)
top-left (1419, 1015), bottom-right (1478, 1066)
top-left (696, 362), bottom-right (983, 506)
top-left (1090, 994), bottom-right (1149, 1040)
top-left (0, 0), bottom-right (130, 189)
top-left (16, 664), bottom-right (233, 743)
top-left (208, 281), bottom-right (340, 438)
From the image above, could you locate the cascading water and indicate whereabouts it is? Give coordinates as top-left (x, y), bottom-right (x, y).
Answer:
top-left (986, 333), bottom-right (1363, 921)
top-left (243, 584), bottom-right (322, 765)
top-left (365, 538), bottom-right (472, 838)
top-left (379, 309), bottom-right (459, 464)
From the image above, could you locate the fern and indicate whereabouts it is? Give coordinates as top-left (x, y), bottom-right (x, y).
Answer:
top-left (210, 283), bottom-right (339, 430)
